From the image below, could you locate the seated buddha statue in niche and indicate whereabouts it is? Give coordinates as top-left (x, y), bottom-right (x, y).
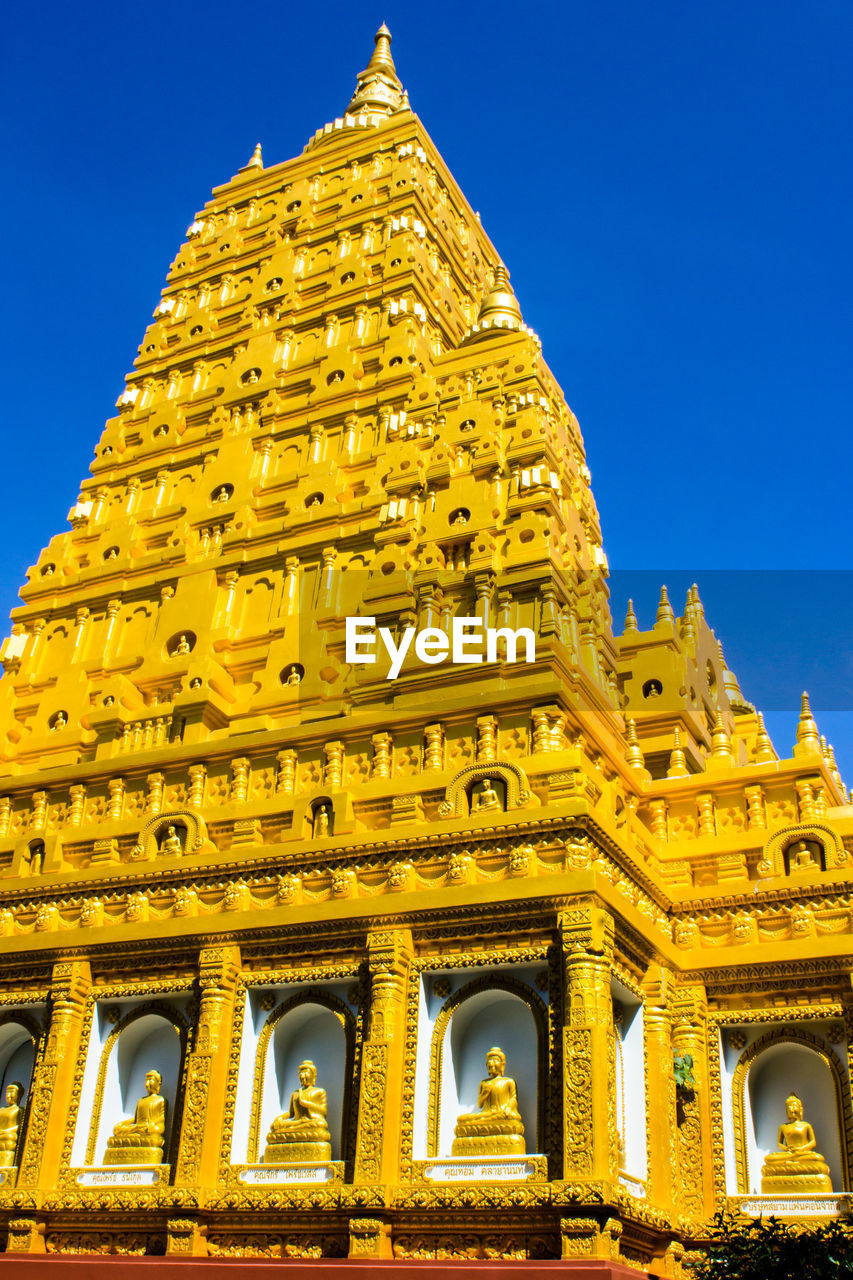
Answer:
top-left (760, 1092), bottom-right (832, 1193)
top-left (0, 1082), bottom-right (24, 1168)
top-left (452, 1046), bottom-right (526, 1157)
top-left (263, 1060), bottom-right (331, 1163)
top-left (102, 1069), bottom-right (167, 1166)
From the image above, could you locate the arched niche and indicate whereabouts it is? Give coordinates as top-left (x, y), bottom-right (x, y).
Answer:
top-left (438, 762), bottom-right (533, 818)
top-left (612, 981), bottom-right (646, 1184)
top-left (87, 1010), bottom-right (184, 1166)
top-left (0, 1020), bottom-right (36, 1100)
top-left (735, 1033), bottom-right (850, 1193)
top-left (250, 997), bottom-right (352, 1164)
top-left (430, 982), bottom-right (544, 1158)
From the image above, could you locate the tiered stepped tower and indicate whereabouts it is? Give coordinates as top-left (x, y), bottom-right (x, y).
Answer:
top-left (0, 26), bottom-right (850, 1276)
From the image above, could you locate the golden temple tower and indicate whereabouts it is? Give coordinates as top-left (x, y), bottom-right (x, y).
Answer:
top-left (0, 25), bottom-right (850, 1276)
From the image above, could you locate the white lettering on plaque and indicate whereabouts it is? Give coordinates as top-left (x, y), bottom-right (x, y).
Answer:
top-left (77, 1169), bottom-right (158, 1187)
top-left (740, 1196), bottom-right (848, 1218)
top-left (424, 1159), bottom-right (535, 1182)
top-left (239, 1163), bottom-right (335, 1185)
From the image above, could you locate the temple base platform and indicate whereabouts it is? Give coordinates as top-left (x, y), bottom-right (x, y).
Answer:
top-left (0, 1260), bottom-right (653, 1279)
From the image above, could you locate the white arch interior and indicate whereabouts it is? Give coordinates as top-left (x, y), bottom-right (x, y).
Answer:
top-left (91, 1014), bottom-right (182, 1166)
top-left (745, 1042), bottom-right (844, 1192)
top-left (0, 1023), bottom-right (35, 1105)
top-left (612, 979), bottom-right (647, 1187)
top-left (438, 989), bottom-right (539, 1158)
top-left (257, 1003), bottom-right (347, 1161)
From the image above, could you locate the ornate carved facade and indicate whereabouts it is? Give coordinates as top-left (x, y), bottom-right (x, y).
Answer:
top-left (0, 25), bottom-right (850, 1275)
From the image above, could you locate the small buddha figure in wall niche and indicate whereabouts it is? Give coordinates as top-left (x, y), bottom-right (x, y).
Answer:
top-left (313, 804), bottom-right (330, 838)
top-left (760, 1093), bottom-right (832, 1193)
top-left (263, 1060), bottom-right (331, 1163)
top-left (102, 1069), bottom-right (167, 1167)
top-left (789, 840), bottom-right (820, 873)
top-left (51, 711), bottom-right (67, 731)
top-left (285, 665), bottom-right (302, 686)
top-left (174, 634), bottom-right (191, 656)
top-left (159, 825), bottom-right (183, 856)
top-left (472, 777), bottom-right (502, 813)
top-left (452, 1046), bottom-right (525, 1157)
top-left (0, 1082), bottom-right (25, 1167)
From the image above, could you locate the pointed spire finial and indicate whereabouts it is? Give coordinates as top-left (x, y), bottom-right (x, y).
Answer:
top-left (655, 585), bottom-right (674, 626)
top-left (344, 23), bottom-right (404, 119)
top-left (667, 726), bottom-right (690, 779)
top-left (624, 599), bottom-right (639, 633)
top-left (707, 708), bottom-right (734, 769)
top-left (753, 711), bottom-right (776, 763)
top-left (242, 142), bottom-right (263, 171)
top-left (794, 691), bottom-right (821, 757)
top-left (625, 717), bottom-right (645, 770)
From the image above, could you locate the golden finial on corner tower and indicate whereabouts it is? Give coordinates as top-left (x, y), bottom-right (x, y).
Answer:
top-left (462, 265), bottom-right (526, 344)
top-left (753, 711), bottom-right (776, 763)
top-left (655, 585), bottom-right (674, 627)
top-left (794, 691), bottom-right (822, 758)
top-left (623, 599), bottom-right (639, 633)
top-left (666, 726), bottom-right (690, 779)
top-left (707, 708), bottom-right (734, 768)
top-left (625, 718), bottom-right (645, 770)
top-left (244, 142), bottom-right (263, 171)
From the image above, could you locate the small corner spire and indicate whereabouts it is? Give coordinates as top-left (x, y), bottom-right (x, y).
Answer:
top-left (666, 726), bottom-right (690, 779)
top-left (625, 717), bottom-right (645, 770)
top-left (462, 265), bottom-right (525, 344)
top-left (707, 708), bottom-right (734, 769)
top-left (624, 599), bottom-right (639, 633)
top-left (794, 691), bottom-right (821, 757)
top-left (753, 711), bottom-right (777, 763)
top-left (238, 143), bottom-right (263, 174)
top-left (655, 585), bottom-right (674, 627)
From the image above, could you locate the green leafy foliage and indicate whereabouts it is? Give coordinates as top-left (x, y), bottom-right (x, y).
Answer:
top-left (673, 1052), bottom-right (695, 1091)
top-left (690, 1210), bottom-right (853, 1280)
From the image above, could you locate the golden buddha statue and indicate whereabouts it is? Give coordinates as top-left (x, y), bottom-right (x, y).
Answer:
top-left (472, 778), bottom-right (502, 812)
top-left (0, 1082), bottom-right (24, 1167)
top-left (452, 1047), bottom-right (526, 1156)
top-left (760, 1093), bottom-right (832, 1193)
top-left (102, 1069), bottom-right (167, 1166)
top-left (263, 1060), bottom-right (331, 1163)
top-left (159, 825), bottom-right (183, 856)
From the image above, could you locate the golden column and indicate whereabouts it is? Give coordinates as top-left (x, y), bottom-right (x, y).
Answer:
top-left (351, 927), bottom-right (414, 1258)
top-left (642, 965), bottom-right (677, 1214)
top-left (671, 982), bottom-right (714, 1222)
top-left (558, 904), bottom-right (619, 1185)
top-left (171, 945), bottom-right (241, 1256)
top-left (11, 961), bottom-right (91, 1253)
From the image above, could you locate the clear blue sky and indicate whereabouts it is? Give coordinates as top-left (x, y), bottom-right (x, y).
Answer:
top-left (1, 2), bottom-right (851, 778)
